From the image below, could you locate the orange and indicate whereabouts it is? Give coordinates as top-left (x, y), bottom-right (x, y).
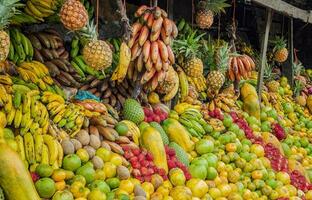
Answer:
top-left (251, 170), bottom-right (263, 179)
top-left (55, 180), bottom-right (66, 191)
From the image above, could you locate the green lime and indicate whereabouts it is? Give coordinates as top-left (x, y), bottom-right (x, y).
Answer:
top-left (115, 122), bottom-right (129, 136)
top-left (36, 164), bottom-right (54, 178)
top-left (35, 178), bottom-right (56, 198)
top-left (89, 180), bottom-right (110, 194)
top-left (52, 190), bottom-right (74, 200)
top-left (87, 189), bottom-right (106, 200)
top-left (62, 154), bottom-right (81, 171)
top-left (106, 192), bottom-right (115, 200)
top-left (76, 164), bottom-right (95, 184)
top-left (106, 178), bottom-right (120, 189)
top-left (118, 194), bottom-right (130, 200)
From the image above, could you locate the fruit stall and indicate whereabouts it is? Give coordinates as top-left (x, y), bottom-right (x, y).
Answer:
top-left (1, 0), bottom-right (312, 199)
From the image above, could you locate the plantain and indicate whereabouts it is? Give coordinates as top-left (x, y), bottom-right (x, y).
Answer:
top-left (111, 42), bottom-right (131, 82)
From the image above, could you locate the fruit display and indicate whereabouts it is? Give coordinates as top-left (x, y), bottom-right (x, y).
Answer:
top-left (3, 0), bottom-right (312, 199)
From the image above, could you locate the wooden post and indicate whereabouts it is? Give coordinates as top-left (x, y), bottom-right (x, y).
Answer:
top-left (283, 17), bottom-right (294, 87)
top-left (257, 8), bottom-right (273, 102)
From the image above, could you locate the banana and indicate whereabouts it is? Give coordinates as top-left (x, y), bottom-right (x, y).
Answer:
top-left (19, 62), bottom-right (42, 78)
top-left (43, 135), bottom-right (58, 165)
top-left (24, 132), bottom-right (35, 164)
top-left (41, 92), bottom-right (65, 104)
top-left (56, 141), bottom-right (63, 167)
top-left (15, 135), bottom-right (26, 161)
top-left (30, 122), bottom-right (40, 134)
top-left (21, 111), bottom-right (31, 127)
top-left (34, 133), bottom-right (43, 163)
top-left (14, 108), bottom-right (23, 128)
top-left (0, 74), bottom-right (13, 85)
top-left (163, 82), bottom-right (179, 102)
top-left (177, 67), bottom-right (189, 101)
top-left (20, 118), bottom-right (33, 136)
top-left (26, 1), bottom-right (46, 18)
top-left (50, 104), bottom-right (66, 117)
top-left (111, 42), bottom-right (131, 82)
top-left (20, 33), bottom-right (30, 57)
top-left (13, 91), bottom-right (22, 108)
top-left (122, 120), bottom-right (140, 145)
top-left (41, 144), bottom-right (49, 165)
top-left (22, 93), bottom-right (31, 114)
top-left (4, 95), bottom-right (12, 114)
top-left (6, 107), bottom-right (16, 125)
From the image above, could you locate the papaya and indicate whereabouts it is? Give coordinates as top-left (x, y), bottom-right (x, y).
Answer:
top-left (242, 94), bottom-right (260, 120)
top-left (162, 118), bottom-right (194, 152)
top-left (0, 128), bottom-right (40, 200)
top-left (140, 126), bottom-right (168, 173)
top-left (240, 82), bottom-right (257, 100)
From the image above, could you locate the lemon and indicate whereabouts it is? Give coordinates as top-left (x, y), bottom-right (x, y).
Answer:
top-left (119, 180), bottom-right (134, 194)
top-left (103, 162), bottom-right (116, 178)
top-left (87, 189), bottom-right (106, 200)
top-left (110, 154), bottom-right (123, 166)
top-left (186, 178), bottom-right (208, 198)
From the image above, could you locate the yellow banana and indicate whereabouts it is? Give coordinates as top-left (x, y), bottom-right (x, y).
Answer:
top-left (32, 61), bottom-right (49, 75)
top-left (34, 134), bottom-right (43, 162)
top-left (17, 68), bottom-right (30, 82)
top-left (38, 79), bottom-right (47, 90)
top-left (19, 62), bottom-right (42, 78)
top-left (50, 104), bottom-right (66, 117)
top-left (26, 1), bottom-right (46, 18)
top-left (177, 67), bottom-right (189, 102)
top-left (21, 111), bottom-right (31, 127)
top-left (111, 42), bottom-right (131, 82)
top-left (122, 120), bottom-right (140, 145)
top-left (53, 109), bottom-right (66, 124)
top-left (43, 135), bottom-right (58, 165)
top-left (41, 92), bottom-right (65, 104)
top-left (4, 95), bottom-right (12, 114)
top-left (30, 122), bottom-right (40, 134)
top-left (41, 120), bottom-right (49, 134)
top-left (56, 141), bottom-right (63, 167)
top-left (14, 108), bottom-right (23, 128)
top-left (209, 101), bottom-right (215, 112)
top-left (163, 82), bottom-right (179, 102)
top-left (42, 76), bottom-right (54, 85)
top-left (15, 135), bottom-right (26, 161)
top-left (41, 144), bottom-right (49, 165)
top-left (0, 74), bottom-right (13, 85)
top-left (22, 93), bottom-right (31, 114)
top-left (24, 132), bottom-right (35, 164)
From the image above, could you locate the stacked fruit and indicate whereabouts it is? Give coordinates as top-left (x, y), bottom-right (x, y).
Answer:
top-left (79, 78), bottom-right (148, 111)
top-left (176, 107), bottom-right (213, 138)
top-left (127, 5), bottom-right (178, 90)
top-left (24, 0), bottom-right (59, 22)
top-left (8, 28), bottom-right (34, 64)
top-left (80, 0), bottom-right (94, 19)
top-left (29, 29), bottom-right (84, 88)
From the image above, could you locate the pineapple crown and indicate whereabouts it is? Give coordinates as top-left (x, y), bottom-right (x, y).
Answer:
top-left (263, 61), bottom-right (278, 81)
top-left (173, 30), bottom-right (205, 60)
top-left (200, 35), bottom-right (215, 75)
top-left (293, 62), bottom-right (303, 77)
top-left (272, 36), bottom-right (287, 52)
top-left (197, 0), bottom-right (230, 15)
top-left (77, 20), bottom-right (98, 44)
top-left (0, 0), bottom-right (23, 29)
top-left (212, 42), bottom-right (230, 73)
top-left (294, 80), bottom-right (304, 97)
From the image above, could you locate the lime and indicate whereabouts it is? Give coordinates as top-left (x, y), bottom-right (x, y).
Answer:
top-left (62, 154), bottom-right (81, 171)
top-left (106, 192), bottom-right (115, 200)
top-left (206, 167), bottom-right (217, 180)
top-left (76, 149), bottom-right (90, 163)
top-left (115, 122), bottom-right (129, 136)
top-left (106, 178), bottom-right (120, 189)
top-left (96, 148), bottom-right (112, 162)
top-left (87, 189), bottom-right (106, 200)
top-left (89, 180), bottom-right (111, 194)
top-left (36, 164), bottom-right (54, 178)
top-left (118, 194), bottom-right (130, 200)
top-left (35, 178), bottom-right (56, 198)
top-left (76, 164), bottom-right (95, 184)
top-left (52, 190), bottom-right (74, 200)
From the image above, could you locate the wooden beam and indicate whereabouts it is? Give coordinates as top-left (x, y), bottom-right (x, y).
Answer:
top-left (251, 0), bottom-right (312, 24)
top-left (168, 0), bottom-right (174, 20)
top-left (257, 8), bottom-right (273, 101)
top-left (283, 17), bottom-right (294, 87)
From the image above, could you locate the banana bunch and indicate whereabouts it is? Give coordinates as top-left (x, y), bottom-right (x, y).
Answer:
top-left (24, 0), bottom-right (59, 22)
top-left (208, 118), bottom-right (225, 132)
top-left (11, 12), bottom-right (40, 25)
top-left (8, 28), bottom-right (34, 64)
top-left (127, 5), bottom-right (178, 88)
top-left (177, 19), bottom-right (193, 37)
top-left (80, 0), bottom-right (94, 19)
top-left (0, 75), bottom-right (50, 135)
top-left (178, 108), bottom-right (212, 138)
top-left (71, 55), bottom-right (104, 80)
top-left (121, 120), bottom-right (141, 145)
top-left (79, 78), bottom-right (148, 111)
top-left (16, 61), bottom-right (65, 96)
top-left (41, 92), bottom-right (84, 136)
top-left (29, 29), bottom-right (84, 88)
top-left (16, 133), bottom-right (63, 169)
top-left (187, 75), bottom-right (207, 92)
top-left (205, 92), bottom-right (239, 113)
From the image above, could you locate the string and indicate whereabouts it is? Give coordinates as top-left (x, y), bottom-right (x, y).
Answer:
top-left (191, 0), bottom-right (195, 28)
top-left (96, 0), bottom-right (99, 34)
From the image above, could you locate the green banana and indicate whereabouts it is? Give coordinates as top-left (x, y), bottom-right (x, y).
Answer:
top-left (13, 91), bottom-right (22, 108)
top-left (190, 119), bottom-right (205, 136)
top-left (70, 60), bottom-right (86, 78)
top-left (178, 19), bottom-right (186, 31)
top-left (20, 33), bottom-right (30, 56)
top-left (16, 135), bottom-right (26, 161)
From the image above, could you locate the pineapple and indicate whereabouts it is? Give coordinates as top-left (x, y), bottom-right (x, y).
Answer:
top-left (173, 31), bottom-right (205, 77)
top-left (0, 0), bottom-right (22, 62)
top-left (195, 0), bottom-right (230, 29)
top-left (293, 62), bottom-right (307, 85)
top-left (206, 43), bottom-right (230, 95)
top-left (272, 36), bottom-right (288, 63)
top-left (60, 0), bottom-right (88, 31)
top-left (157, 65), bottom-right (178, 94)
top-left (79, 21), bottom-right (113, 70)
